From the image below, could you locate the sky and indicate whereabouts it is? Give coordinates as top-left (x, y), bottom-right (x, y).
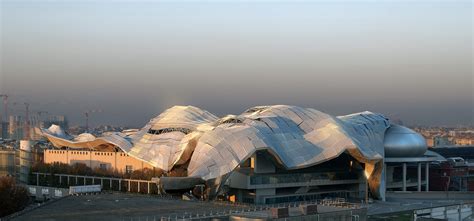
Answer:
top-left (0, 0), bottom-right (472, 128)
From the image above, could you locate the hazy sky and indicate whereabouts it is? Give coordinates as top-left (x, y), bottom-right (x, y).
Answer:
top-left (1, 0), bottom-right (472, 128)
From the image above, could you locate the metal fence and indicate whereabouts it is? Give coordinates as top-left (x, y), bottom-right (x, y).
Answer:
top-left (414, 202), bottom-right (474, 221)
top-left (31, 172), bottom-right (160, 194)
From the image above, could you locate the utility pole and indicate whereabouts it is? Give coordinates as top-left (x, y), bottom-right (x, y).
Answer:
top-left (24, 102), bottom-right (30, 140)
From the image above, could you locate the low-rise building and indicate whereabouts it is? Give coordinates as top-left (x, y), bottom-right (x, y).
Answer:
top-left (0, 140), bottom-right (44, 182)
top-left (0, 145), bottom-right (16, 176)
top-left (44, 149), bottom-right (154, 173)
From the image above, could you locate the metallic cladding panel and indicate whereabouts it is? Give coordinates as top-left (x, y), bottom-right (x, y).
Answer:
top-left (42, 106), bottom-right (392, 174)
top-left (41, 105), bottom-right (428, 200)
top-left (384, 124), bottom-right (427, 157)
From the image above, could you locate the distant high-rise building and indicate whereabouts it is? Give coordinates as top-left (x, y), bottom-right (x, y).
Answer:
top-left (44, 115), bottom-right (68, 131)
top-left (433, 136), bottom-right (452, 147)
top-left (4, 114), bottom-right (68, 140)
top-left (29, 114), bottom-right (44, 140)
top-left (1, 122), bottom-right (9, 139)
top-left (0, 140), bottom-right (45, 182)
top-left (9, 115), bottom-right (23, 140)
top-left (2, 122), bottom-right (10, 139)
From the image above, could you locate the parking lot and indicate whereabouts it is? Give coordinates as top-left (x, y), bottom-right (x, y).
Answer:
top-left (12, 193), bottom-right (247, 221)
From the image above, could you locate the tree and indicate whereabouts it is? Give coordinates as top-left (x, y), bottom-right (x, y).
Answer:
top-left (0, 177), bottom-right (30, 217)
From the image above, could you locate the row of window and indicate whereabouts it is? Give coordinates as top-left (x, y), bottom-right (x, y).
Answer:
top-left (95, 152), bottom-right (113, 156)
top-left (50, 150), bottom-right (89, 155)
top-left (147, 127), bottom-right (192, 135)
top-left (48, 150), bottom-right (128, 157)
top-left (49, 150), bottom-right (67, 154)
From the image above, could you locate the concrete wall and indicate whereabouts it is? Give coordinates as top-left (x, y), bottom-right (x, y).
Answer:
top-left (256, 188), bottom-right (276, 204)
top-left (254, 153), bottom-right (275, 174)
top-left (26, 185), bottom-right (69, 199)
top-left (228, 171), bottom-right (249, 189)
top-left (386, 191), bottom-right (474, 200)
top-left (44, 150), bottom-right (154, 173)
top-left (253, 153), bottom-right (277, 204)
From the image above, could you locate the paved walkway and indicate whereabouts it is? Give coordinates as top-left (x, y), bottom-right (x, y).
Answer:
top-left (369, 199), bottom-right (465, 215)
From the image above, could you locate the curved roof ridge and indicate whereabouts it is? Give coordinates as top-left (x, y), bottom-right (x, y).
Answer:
top-left (41, 105), bottom-right (391, 182)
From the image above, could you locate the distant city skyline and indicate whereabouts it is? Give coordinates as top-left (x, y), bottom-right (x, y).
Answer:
top-left (1, 0), bottom-right (472, 128)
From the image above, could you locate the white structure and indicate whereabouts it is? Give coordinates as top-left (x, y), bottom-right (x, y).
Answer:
top-left (69, 185), bottom-right (102, 195)
top-left (41, 105), bottom-right (436, 202)
top-left (18, 140), bottom-right (33, 183)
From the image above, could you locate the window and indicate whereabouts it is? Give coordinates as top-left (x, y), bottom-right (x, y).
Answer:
top-left (99, 164), bottom-right (107, 170)
top-left (125, 165), bottom-right (133, 174)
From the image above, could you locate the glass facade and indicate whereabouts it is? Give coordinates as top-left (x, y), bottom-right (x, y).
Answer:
top-left (250, 171), bottom-right (359, 185)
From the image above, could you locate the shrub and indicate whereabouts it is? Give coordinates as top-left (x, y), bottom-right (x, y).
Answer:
top-left (31, 162), bottom-right (163, 181)
top-left (0, 177), bottom-right (30, 217)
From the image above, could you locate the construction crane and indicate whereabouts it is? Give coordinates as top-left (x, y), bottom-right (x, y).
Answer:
top-left (0, 94), bottom-right (8, 123)
top-left (84, 109), bottom-right (102, 132)
top-left (36, 111), bottom-right (49, 119)
top-left (84, 112), bottom-right (89, 132)
top-left (24, 102), bottom-right (30, 140)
